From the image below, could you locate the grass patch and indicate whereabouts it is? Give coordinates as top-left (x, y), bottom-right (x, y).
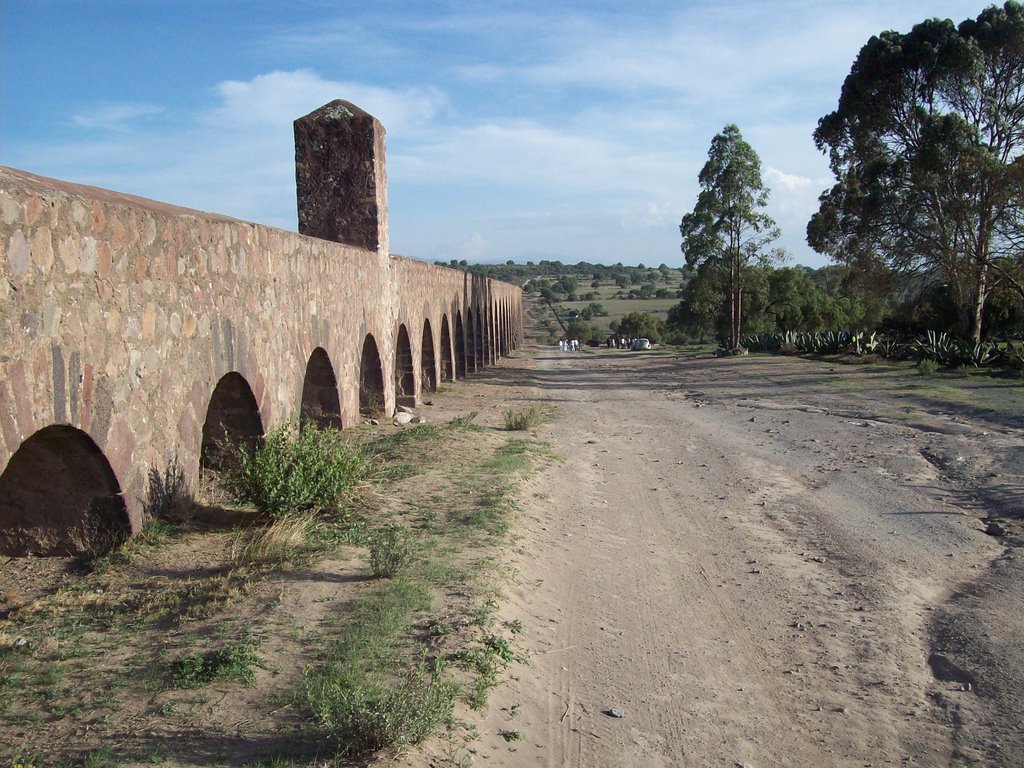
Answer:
top-left (231, 512), bottom-right (318, 566)
top-left (2, 396), bottom-right (553, 764)
top-left (304, 577), bottom-right (447, 753)
top-left (306, 657), bottom-right (457, 755)
top-left (169, 635), bottom-right (263, 689)
top-left (502, 404), bottom-right (548, 431)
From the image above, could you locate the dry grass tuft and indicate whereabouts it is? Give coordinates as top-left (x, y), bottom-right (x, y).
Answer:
top-left (231, 512), bottom-right (317, 566)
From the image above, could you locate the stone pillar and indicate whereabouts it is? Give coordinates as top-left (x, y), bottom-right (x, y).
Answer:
top-left (294, 100), bottom-right (389, 257)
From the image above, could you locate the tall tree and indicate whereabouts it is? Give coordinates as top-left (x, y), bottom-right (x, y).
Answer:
top-left (680, 124), bottom-right (782, 349)
top-left (808, 2), bottom-right (1024, 342)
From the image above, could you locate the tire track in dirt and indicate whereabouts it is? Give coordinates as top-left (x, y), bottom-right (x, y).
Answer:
top-left (447, 348), bottom-right (1013, 767)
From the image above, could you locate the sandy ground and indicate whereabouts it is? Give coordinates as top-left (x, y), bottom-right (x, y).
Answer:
top-left (442, 345), bottom-right (1024, 768)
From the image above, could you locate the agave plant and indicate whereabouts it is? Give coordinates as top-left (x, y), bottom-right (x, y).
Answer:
top-left (914, 330), bottom-right (959, 365)
top-left (957, 339), bottom-right (998, 368)
top-left (877, 336), bottom-right (903, 360)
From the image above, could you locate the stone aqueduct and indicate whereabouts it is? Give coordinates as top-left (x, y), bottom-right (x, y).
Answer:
top-left (0, 100), bottom-right (524, 556)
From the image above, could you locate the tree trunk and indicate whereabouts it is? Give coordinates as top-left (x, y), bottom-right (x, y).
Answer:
top-left (970, 263), bottom-right (988, 344)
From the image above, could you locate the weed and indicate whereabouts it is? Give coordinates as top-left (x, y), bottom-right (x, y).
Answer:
top-left (231, 512), bottom-right (318, 566)
top-left (446, 412), bottom-right (480, 430)
top-left (427, 617), bottom-right (453, 638)
top-left (917, 358), bottom-right (939, 376)
top-left (504, 618), bottom-right (526, 635)
top-left (307, 658), bottom-right (458, 755)
top-left (369, 525), bottom-right (417, 578)
top-left (502, 404), bottom-right (548, 431)
top-left (83, 747), bottom-right (116, 768)
top-left (499, 729), bottom-right (522, 742)
top-left (144, 457), bottom-right (194, 521)
top-left (219, 421), bottom-right (371, 518)
top-left (169, 636), bottom-right (262, 688)
top-left (457, 632), bottom-right (523, 710)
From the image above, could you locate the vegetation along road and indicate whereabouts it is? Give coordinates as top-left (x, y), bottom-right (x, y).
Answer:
top-left (434, 343), bottom-right (1024, 767)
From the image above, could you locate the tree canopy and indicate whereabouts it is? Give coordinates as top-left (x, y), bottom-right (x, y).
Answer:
top-left (808, 1), bottom-right (1024, 342)
top-left (680, 124), bottom-right (782, 349)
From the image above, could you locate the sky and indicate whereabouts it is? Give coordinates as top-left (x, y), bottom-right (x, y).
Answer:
top-left (0, 0), bottom-right (997, 269)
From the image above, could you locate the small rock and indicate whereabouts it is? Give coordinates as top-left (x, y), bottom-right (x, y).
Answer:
top-left (393, 412), bottom-right (414, 426)
top-left (410, 415), bottom-right (427, 424)
top-left (396, 405), bottom-right (414, 414)
top-left (369, 419), bottom-right (380, 426)
top-left (985, 521), bottom-right (1008, 537)
top-left (605, 708), bottom-right (625, 718)
top-left (14, 637), bottom-right (27, 648)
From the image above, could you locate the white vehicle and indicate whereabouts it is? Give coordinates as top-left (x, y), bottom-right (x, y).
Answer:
top-left (631, 338), bottom-right (652, 350)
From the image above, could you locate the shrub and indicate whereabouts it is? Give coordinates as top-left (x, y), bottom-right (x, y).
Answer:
top-left (144, 456), bottom-right (194, 521)
top-left (503, 405), bottom-right (547, 431)
top-left (306, 660), bottom-right (457, 755)
top-left (219, 422), bottom-right (370, 518)
top-left (917, 358), bottom-right (939, 375)
top-left (369, 525), bottom-right (416, 578)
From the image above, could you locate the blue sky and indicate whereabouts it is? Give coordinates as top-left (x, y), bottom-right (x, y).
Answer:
top-left (0, 1), bottom-right (994, 268)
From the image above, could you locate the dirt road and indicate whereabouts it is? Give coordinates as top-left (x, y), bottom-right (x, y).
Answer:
top-left (458, 346), bottom-right (1024, 767)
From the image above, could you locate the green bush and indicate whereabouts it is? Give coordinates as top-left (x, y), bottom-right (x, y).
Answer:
top-left (306, 661), bottom-right (457, 755)
top-left (219, 421), bottom-right (370, 518)
top-left (369, 525), bottom-right (416, 578)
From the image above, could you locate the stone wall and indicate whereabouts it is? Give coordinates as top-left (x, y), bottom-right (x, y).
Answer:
top-left (0, 164), bottom-right (522, 555)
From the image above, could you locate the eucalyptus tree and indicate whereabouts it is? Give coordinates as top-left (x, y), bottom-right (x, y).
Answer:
top-left (808, 1), bottom-right (1024, 342)
top-left (680, 124), bottom-right (782, 349)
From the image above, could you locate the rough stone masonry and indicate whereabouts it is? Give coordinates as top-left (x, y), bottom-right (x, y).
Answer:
top-left (0, 100), bottom-right (523, 556)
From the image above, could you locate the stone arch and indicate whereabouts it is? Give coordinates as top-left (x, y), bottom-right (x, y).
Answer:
top-left (395, 324), bottom-right (416, 407)
top-left (439, 314), bottom-right (454, 382)
top-left (0, 425), bottom-right (130, 556)
top-left (421, 319), bottom-right (437, 393)
top-left (454, 310), bottom-right (468, 379)
top-left (201, 372), bottom-right (264, 473)
top-left (359, 334), bottom-right (386, 417)
top-left (465, 308), bottom-right (477, 374)
top-left (300, 347), bottom-right (342, 430)
top-left (475, 309), bottom-right (485, 369)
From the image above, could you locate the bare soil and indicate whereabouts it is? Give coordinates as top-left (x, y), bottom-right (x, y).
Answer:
top-left (3, 343), bottom-right (1023, 768)
top-left (423, 346), bottom-right (1024, 767)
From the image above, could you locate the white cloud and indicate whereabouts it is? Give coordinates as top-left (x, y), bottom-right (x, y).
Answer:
top-left (72, 103), bottom-right (166, 131)
top-left (205, 69), bottom-right (447, 136)
top-left (457, 232), bottom-right (489, 261)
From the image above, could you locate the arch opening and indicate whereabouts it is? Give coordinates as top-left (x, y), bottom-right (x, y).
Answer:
top-left (466, 308), bottom-right (477, 374)
top-left (440, 315), bottom-right (454, 382)
top-left (475, 310), bottom-right (485, 369)
top-left (201, 372), bottom-right (264, 474)
top-left (395, 325), bottom-right (416, 407)
top-left (359, 334), bottom-right (386, 417)
top-left (421, 320), bottom-right (437, 393)
top-left (454, 311), bottom-right (467, 379)
top-left (0, 425), bottom-right (130, 556)
top-left (301, 347), bottom-right (343, 430)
